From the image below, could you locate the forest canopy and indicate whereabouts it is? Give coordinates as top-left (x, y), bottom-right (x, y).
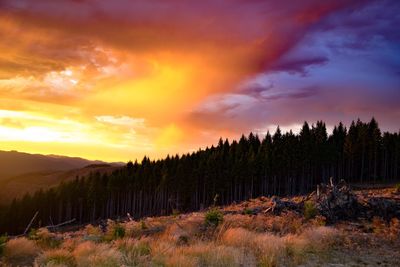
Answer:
top-left (1, 118), bottom-right (399, 234)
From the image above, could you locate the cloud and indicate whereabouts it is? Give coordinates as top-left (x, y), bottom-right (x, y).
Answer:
top-left (269, 56), bottom-right (328, 75)
top-left (238, 82), bottom-right (274, 98)
top-left (95, 115), bottom-right (145, 127)
top-left (0, 0), bottom-right (363, 83)
top-left (262, 86), bottom-right (320, 101)
top-left (0, 0), bottom-right (399, 160)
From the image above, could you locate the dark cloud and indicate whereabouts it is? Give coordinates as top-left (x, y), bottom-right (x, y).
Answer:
top-left (269, 56), bottom-right (328, 75)
top-left (239, 82), bottom-right (274, 98)
top-left (0, 0), bottom-right (364, 79)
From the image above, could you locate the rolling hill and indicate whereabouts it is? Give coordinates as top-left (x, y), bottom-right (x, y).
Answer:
top-left (0, 150), bottom-right (123, 203)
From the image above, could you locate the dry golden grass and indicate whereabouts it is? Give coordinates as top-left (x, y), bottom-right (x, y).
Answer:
top-left (3, 237), bottom-right (39, 266)
top-left (220, 226), bottom-right (340, 266)
top-left (34, 248), bottom-right (76, 267)
top-left (0, 213), bottom-right (342, 267)
top-left (371, 216), bottom-right (400, 241)
top-left (222, 227), bottom-right (285, 266)
top-left (115, 237), bottom-right (151, 265)
top-left (72, 241), bottom-right (122, 267)
top-left (389, 218), bottom-right (400, 240)
top-left (84, 224), bottom-right (102, 237)
top-left (161, 242), bottom-right (249, 267)
top-left (10, 190), bottom-right (396, 267)
top-left (33, 228), bottom-right (62, 249)
top-left (161, 214), bottom-right (204, 245)
top-left (267, 212), bottom-right (304, 235)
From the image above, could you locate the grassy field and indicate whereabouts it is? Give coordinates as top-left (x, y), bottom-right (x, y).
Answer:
top-left (1, 187), bottom-right (399, 267)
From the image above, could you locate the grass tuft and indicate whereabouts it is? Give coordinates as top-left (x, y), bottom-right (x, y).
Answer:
top-left (35, 248), bottom-right (76, 267)
top-left (205, 208), bottom-right (223, 227)
top-left (0, 234), bottom-right (7, 257)
top-left (304, 201), bottom-right (318, 220)
top-left (3, 237), bottom-right (39, 266)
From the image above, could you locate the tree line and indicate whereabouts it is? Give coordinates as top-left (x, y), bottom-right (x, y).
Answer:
top-left (1, 118), bottom-right (399, 234)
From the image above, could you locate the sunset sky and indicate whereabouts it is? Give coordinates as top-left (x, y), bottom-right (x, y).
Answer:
top-left (0, 0), bottom-right (399, 162)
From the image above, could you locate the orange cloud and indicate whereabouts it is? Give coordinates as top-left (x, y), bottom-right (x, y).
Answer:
top-left (0, 0), bottom-right (367, 161)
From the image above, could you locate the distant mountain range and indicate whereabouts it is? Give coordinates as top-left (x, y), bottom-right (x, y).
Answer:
top-left (0, 150), bottom-right (124, 203)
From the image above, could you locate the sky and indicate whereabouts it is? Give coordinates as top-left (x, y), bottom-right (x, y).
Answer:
top-left (0, 0), bottom-right (399, 162)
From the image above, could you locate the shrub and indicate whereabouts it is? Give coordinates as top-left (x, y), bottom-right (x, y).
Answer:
top-left (0, 234), bottom-right (7, 256)
top-left (28, 228), bottom-right (38, 240)
top-left (304, 201), bottom-right (318, 220)
top-left (205, 208), bottom-right (223, 227)
top-left (113, 224), bottom-right (125, 239)
top-left (243, 208), bottom-right (253, 215)
top-left (33, 228), bottom-right (62, 249)
top-left (395, 183), bottom-right (400, 193)
top-left (140, 220), bottom-right (148, 230)
top-left (35, 248), bottom-right (77, 267)
top-left (104, 221), bottom-right (125, 241)
top-left (3, 237), bottom-right (39, 266)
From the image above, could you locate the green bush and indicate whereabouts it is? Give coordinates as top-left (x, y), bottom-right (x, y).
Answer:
top-left (205, 208), bottom-right (223, 227)
top-left (28, 228), bottom-right (38, 240)
top-left (140, 220), bottom-right (148, 230)
top-left (104, 222), bottom-right (126, 241)
top-left (304, 201), bottom-right (318, 220)
top-left (0, 234), bottom-right (7, 256)
top-left (395, 183), bottom-right (400, 193)
top-left (243, 208), bottom-right (253, 215)
top-left (113, 224), bottom-right (126, 239)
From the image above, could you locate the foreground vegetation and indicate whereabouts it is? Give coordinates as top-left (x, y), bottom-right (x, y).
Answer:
top-left (1, 187), bottom-right (399, 267)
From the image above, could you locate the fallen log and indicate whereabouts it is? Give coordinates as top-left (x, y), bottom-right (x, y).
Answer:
top-left (46, 218), bottom-right (76, 230)
top-left (264, 196), bottom-right (301, 215)
top-left (23, 211), bottom-right (39, 235)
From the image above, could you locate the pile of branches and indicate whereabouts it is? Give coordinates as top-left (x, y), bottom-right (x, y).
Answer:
top-left (263, 178), bottom-right (400, 223)
top-left (315, 179), bottom-right (400, 222)
top-left (314, 179), bottom-right (359, 222)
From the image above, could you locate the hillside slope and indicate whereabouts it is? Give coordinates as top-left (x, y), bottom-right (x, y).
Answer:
top-left (0, 164), bottom-right (121, 203)
top-left (0, 150), bottom-right (105, 181)
top-left (0, 150), bottom-right (122, 203)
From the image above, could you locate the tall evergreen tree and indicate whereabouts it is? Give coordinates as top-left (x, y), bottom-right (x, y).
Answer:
top-left (1, 118), bottom-right (399, 234)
